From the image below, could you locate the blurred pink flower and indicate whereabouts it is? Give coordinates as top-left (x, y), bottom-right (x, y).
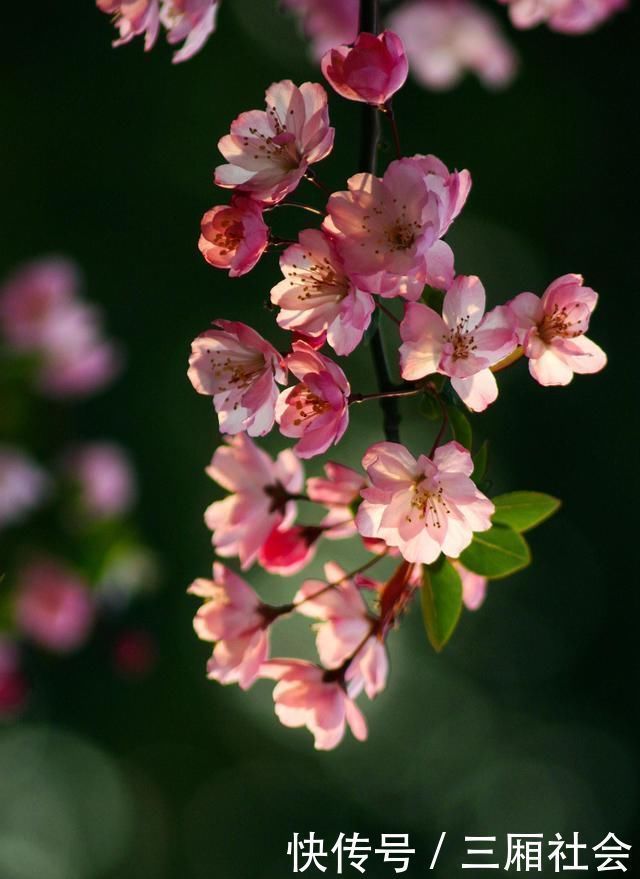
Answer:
top-left (97, 0), bottom-right (161, 50)
top-left (0, 257), bottom-right (77, 351)
top-left (189, 563), bottom-right (272, 689)
top-left (199, 197), bottom-right (269, 277)
top-left (204, 434), bottom-right (303, 569)
top-left (501, 0), bottom-right (625, 33)
top-left (282, 0), bottom-right (359, 60)
top-left (15, 559), bottom-right (94, 653)
top-left (62, 442), bottom-right (136, 519)
top-left (188, 320), bottom-right (287, 436)
top-left (356, 441), bottom-right (494, 564)
top-left (0, 447), bottom-right (49, 530)
top-left (400, 275), bottom-right (516, 411)
top-left (389, 0), bottom-right (518, 91)
top-left (295, 563), bottom-right (388, 698)
top-left (276, 341), bottom-right (350, 458)
top-left (321, 31), bottom-right (409, 106)
top-left (271, 229), bottom-right (375, 356)
top-left (453, 560), bottom-right (488, 610)
top-left (160, 0), bottom-right (219, 63)
top-left (215, 80), bottom-right (334, 204)
top-left (260, 659), bottom-right (368, 750)
top-left (509, 273), bottom-right (606, 386)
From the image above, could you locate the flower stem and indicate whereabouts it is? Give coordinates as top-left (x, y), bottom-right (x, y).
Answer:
top-left (382, 101), bottom-right (402, 160)
top-left (428, 385), bottom-right (450, 457)
top-left (349, 387), bottom-right (423, 405)
top-left (490, 345), bottom-right (524, 373)
top-left (292, 551), bottom-right (389, 609)
top-left (376, 299), bottom-right (401, 325)
top-left (268, 202), bottom-right (324, 217)
top-left (359, 0), bottom-right (401, 443)
top-left (304, 170), bottom-right (331, 195)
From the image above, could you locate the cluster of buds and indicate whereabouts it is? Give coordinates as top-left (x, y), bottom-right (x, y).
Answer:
top-left (186, 29), bottom-right (606, 749)
top-left (0, 258), bottom-right (157, 721)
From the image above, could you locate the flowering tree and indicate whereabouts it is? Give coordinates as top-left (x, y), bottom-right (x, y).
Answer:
top-left (98, 0), bottom-right (610, 749)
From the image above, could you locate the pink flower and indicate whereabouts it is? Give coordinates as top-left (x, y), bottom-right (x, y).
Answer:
top-left (295, 563), bottom-right (388, 698)
top-left (14, 559), bottom-right (94, 653)
top-left (452, 560), bottom-right (488, 610)
top-left (276, 341), bottom-right (350, 458)
top-left (258, 523), bottom-right (321, 575)
top-left (282, 0), bottom-right (359, 60)
top-left (188, 321), bottom-right (286, 436)
top-left (271, 229), bottom-right (375, 355)
top-left (356, 441), bottom-right (494, 564)
top-left (389, 0), bottom-right (518, 91)
top-left (204, 434), bottom-right (303, 569)
top-left (189, 563), bottom-right (271, 689)
top-left (324, 154), bottom-right (470, 298)
top-left (198, 197), bottom-right (269, 277)
top-left (159, 0), bottom-right (218, 63)
top-left (97, 0), bottom-right (161, 51)
top-left (501, 0), bottom-right (625, 32)
top-left (508, 274), bottom-right (606, 386)
top-left (307, 461), bottom-right (366, 506)
top-left (0, 258), bottom-right (77, 351)
top-left (34, 301), bottom-right (122, 399)
top-left (321, 31), bottom-right (409, 106)
top-left (399, 275), bottom-right (517, 411)
top-left (62, 442), bottom-right (136, 519)
top-left (260, 659), bottom-right (368, 750)
top-left (215, 80), bottom-right (334, 205)
top-left (0, 447), bottom-right (49, 530)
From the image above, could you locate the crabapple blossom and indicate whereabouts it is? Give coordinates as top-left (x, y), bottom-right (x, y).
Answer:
top-left (198, 197), bottom-right (268, 277)
top-left (188, 321), bottom-right (286, 436)
top-left (321, 31), bottom-right (409, 106)
top-left (356, 441), bottom-right (494, 564)
top-left (258, 523), bottom-right (321, 575)
top-left (399, 275), bottom-right (517, 411)
top-left (307, 461), bottom-right (366, 507)
top-left (324, 154), bottom-right (470, 297)
top-left (14, 559), bottom-right (95, 653)
top-left (204, 433), bottom-right (303, 568)
top-left (97, 0), bottom-right (161, 51)
top-left (500, 0), bottom-right (625, 33)
top-left (453, 560), bottom-right (488, 610)
top-left (160, 0), bottom-right (219, 63)
top-left (282, 0), bottom-right (359, 60)
top-left (388, 0), bottom-right (518, 91)
top-left (260, 659), bottom-right (368, 750)
top-left (0, 447), bottom-right (49, 530)
top-left (276, 341), bottom-right (350, 458)
top-left (271, 229), bottom-right (375, 356)
top-left (62, 443), bottom-right (136, 519)
top-left (189, 563), bottom-right (272, 689)
top-left (295, 563), bottom-right (388, 698)
top-left (508, 274), bottom-right (606, 386)
top-left (215, 80), bottom-right (334, 204)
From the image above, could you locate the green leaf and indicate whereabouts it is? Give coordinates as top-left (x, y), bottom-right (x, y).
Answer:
top-left (472, 440), bottom-right (489, 482)
top-left (447, 405), bottom-right (472, 450)
top-left (492, 491), bottom-right (561, 533)
top-left (421, 556), bottom-right (463, 652)
top-left (459, 524), bottom-right (531, 579)
top-left (420, 393), bottom-right (441, 420)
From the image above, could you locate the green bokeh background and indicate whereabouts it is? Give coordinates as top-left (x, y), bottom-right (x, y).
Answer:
top-left (1, 2), bottom-right (638, 877)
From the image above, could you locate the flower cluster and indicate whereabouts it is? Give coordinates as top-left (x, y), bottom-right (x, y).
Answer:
top-left (0, 257), bottom-right (157, 721)
top-left (500, 0), bottom-right (626, 33)
top-left (0, 258), bottom-right (120, 399)
top-left (96, 0), bottom-right (219, 63)
top-left (186, 31), bottom-right (606, 750)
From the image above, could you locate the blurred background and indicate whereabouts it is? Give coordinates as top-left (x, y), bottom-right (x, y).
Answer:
top-left (1, 1), bottom-right (638, 876)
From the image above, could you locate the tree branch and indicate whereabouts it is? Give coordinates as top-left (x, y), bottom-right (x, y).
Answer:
top-left (359, 0), bottom-right (401, 443)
